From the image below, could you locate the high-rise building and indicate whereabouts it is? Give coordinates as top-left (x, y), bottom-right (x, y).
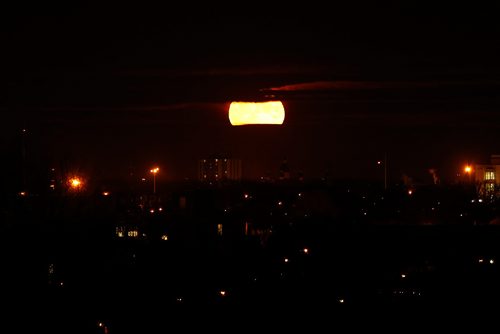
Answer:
top-left (198, 158), bottom-right (242, 182)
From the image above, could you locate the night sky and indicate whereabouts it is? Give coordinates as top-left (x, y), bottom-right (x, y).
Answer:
top-left (2, 3), bottom-right (500, 183)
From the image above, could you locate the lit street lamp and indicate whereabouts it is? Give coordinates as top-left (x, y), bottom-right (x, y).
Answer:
top-left (150, 167), bottom-right (159, 194)
top-left (67, 176), bottom-right (84, 193)
top-left (464, 165), bottom-right (473, 184)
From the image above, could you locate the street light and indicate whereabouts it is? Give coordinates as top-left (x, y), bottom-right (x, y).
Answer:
top-left (150, 167), bottom-right (159, 194)
top-left (68, 176), bottom-right (83, 191)
top-left (464, 165), bottom-right (473, 184)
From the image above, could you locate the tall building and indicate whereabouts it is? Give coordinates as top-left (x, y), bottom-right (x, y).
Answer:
top-left (279, 159), bottom-right (290, 180)
top-left (474, 155), bottom-right (500, 198)
top-left (198, 158), bottom-right (242, 182)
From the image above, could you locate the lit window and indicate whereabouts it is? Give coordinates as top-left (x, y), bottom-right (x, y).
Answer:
top-left (486, 183), bottom-right (495, 192)
top-left (116, 227), bottom-right (125, 238)
top-left (485, 170), bottom-right (495, 180)
top-left (217, 224), bottom-right (223, 236)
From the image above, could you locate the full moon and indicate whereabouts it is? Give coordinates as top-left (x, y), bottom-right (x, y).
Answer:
top-left (228, 101), bottom-right (285, 126)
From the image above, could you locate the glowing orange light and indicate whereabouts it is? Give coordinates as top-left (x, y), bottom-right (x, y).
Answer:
top-left (219, 290), bottom-right (226, 297)
top-left (68, 177), bottom-right (83, 190)
top-left (229, 101), bottom-right (285, 125)
top-left (150, 167), bottom-right (159, 174)
top-left (408, 190), bottom-right (413, 195)
top-left (464, 166), bottom-right (472, 174)
top-left (102, 192), bottom-right (110, 196)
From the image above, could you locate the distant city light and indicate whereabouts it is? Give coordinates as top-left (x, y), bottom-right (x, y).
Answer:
top-left (158, 207), bottom-right (163, 212)
top-left (68, 177), bottom-right (83, 191)
top-left (408, 189), bottom-right (413, 195)
top-left (401, 274), bottom-right (406, 278)
top-left (19, 191), bottom-right (26, 196)
top-left (490, 259), bottom-right (495, 264)
top-left (161, 234), bottom-right (168, 241)
top-left (229, 101), bottom-right (285, 126)
top-left (339, 299), bottom-right (345, 304)
top-left (303, 248), bottom-right (309, 254)
top-left (479, 258), bottom-right (484, 263)
top-left (102, 192), bottom-right (110, 196)
top-left (244, 193), bottom-right (249, 199)
top-left (284, 258), bottom-right (289, 263)
top-left (219, 290), bottom-right (226, 297)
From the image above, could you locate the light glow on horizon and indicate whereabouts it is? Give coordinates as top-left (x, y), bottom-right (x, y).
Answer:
top-left (229, 101), bottom-right (285, 125)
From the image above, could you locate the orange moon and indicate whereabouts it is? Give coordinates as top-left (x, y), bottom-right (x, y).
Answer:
top-left (229, 101), bottom-right (285, 126)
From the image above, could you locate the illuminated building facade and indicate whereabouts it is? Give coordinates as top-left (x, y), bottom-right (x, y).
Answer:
top-left (198, 158), bottom-right (242, 182)
top-left (475, 155), bottom-right (500, 198)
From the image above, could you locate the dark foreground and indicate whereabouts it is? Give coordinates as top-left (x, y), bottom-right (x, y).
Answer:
top-left (2, 223), bottom-right (500, 332)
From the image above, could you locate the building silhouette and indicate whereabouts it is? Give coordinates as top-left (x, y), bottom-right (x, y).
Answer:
top-left (198, 157), bottom-right (242, 182)
top-left (474, 154), bottom-right (500, 198)
top-left (279, 159), bottom-right (290, 181)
